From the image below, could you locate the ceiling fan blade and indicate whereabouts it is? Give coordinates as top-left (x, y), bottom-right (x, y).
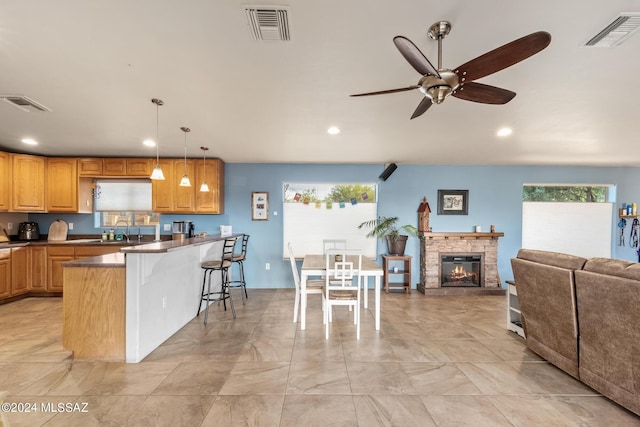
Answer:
top-left (350, 85), bottom-right (420, 97)
top-left (410, 97), bottom-right (433, 119)
top-left (393, 36), bottom-right (441, 78)
top-left (455, 31), bottom-right (551, 83)
top-left (452, 82), bottom-right (516, 104)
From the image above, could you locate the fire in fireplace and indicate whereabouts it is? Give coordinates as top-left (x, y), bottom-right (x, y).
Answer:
top-left (440, 255), bottom-right (482, 287)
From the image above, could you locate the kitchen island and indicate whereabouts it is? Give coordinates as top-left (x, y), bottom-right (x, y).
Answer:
top-left (62, 234), bottom-right (240, 362)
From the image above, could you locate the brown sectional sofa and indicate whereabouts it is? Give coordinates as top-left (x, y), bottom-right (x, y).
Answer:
top-left (511, 249), bottom-right (640, 416)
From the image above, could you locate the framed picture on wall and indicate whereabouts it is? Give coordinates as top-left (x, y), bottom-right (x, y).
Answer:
top-left (252, 191), bottom-right (269, 220)
top-left (437, 189), bottom-right (468, 215)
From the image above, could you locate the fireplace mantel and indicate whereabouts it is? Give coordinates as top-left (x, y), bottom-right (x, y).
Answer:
top-left (418, 231), bottom-right (505, 295)
top-left (422, 232), bottom-right (505, 241)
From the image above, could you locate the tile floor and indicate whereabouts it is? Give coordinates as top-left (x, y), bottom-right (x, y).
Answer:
top-left (1, 289), bottom-right (639, 426)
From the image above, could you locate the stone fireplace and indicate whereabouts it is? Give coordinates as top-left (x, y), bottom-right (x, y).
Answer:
top-left (418, 231), bottom-right (505, 295)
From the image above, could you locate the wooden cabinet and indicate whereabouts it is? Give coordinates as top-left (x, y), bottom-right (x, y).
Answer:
top-left (0, 250), bottom-right (10, 298)
top-left (382, 255), bottom-right (412, 293)
top-left (173, 159), bottom-right (195, 212)
top-left (0, 151), bottom-right (10, 211)
top-left (78, 158), bottom-right (103, 176)
top-left (10, 246), bottom-right (30, 296)
top-left (10, 153), bottom-right (46, 212)
top-left (195, 159), bottom-right (225, 213)
top-left (30, 246), bottom-right (48, 291)
top-left (47, 246), bottom-right (75, 292)
top-left (151, 159), bottom-right (174, 212)
top-left (46, 158), bottom-right (78, 212)
top-left (152, 158), bottom-right (224, 213)
top-left (103, 158), bottom-right (152, 177)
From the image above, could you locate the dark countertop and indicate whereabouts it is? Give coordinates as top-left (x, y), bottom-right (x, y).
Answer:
top-left (61, 233), bottom-right (242, 267)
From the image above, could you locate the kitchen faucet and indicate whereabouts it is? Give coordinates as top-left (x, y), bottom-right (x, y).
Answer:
top-left (113, 220), bottom-right (130, 243)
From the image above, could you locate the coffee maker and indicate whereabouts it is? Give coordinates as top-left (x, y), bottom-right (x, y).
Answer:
top-left (172, 221), bottom-right (194, 240)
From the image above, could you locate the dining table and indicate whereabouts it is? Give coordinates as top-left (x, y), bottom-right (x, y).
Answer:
top-left (300, 254), bottom-right (383, 331)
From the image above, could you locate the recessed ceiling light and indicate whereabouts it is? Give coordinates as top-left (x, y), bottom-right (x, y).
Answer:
top-left (21, 138), bottom-right (38, 145)
top-left (143, 139), bottom-right (156, 147)
top-left (497, 127), bottom-right (512, 137)
top-left (327, 126), bottom-right (340, 135)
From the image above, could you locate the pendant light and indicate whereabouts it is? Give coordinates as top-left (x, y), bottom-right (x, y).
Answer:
top-left (149, 98), bottom-right (165, 180)
top-left (199, 146), bottom-right (210, 192)
top-left (179, 127), bottom-right (191, 187)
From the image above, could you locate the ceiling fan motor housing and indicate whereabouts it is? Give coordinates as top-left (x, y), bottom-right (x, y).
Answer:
top-left (418, 70), bottom-right (459, 103)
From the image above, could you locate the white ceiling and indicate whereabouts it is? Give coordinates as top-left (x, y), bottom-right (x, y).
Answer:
top-left (1, 1), bottom-right (639, 166)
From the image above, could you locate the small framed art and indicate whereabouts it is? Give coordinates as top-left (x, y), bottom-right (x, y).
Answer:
top-left (252, 192), bottom-right (269, 220)
top-left (437, 189), bottom-right (468, 215)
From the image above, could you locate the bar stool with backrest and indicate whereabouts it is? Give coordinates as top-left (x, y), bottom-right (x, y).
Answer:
top-left (197, 237), bottom-right (237, 323)
top-left (227, 234), bottom-right (249, 303)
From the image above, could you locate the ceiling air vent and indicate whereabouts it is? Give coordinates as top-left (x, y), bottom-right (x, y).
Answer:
top-left (584, 13), bottom-right (640, 47)
top-left (243, 5), bottom-right (290, 41)
top-left (0, 95), bottom-right (52, 112)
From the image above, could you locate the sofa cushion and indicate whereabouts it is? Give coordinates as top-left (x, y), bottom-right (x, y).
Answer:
top-left (583, 257), bottom-right (640, 281)
top-left (516, 248), bottom-right (587, 271)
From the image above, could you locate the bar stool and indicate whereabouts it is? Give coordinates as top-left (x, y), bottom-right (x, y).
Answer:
top-left (227, 234), bottom-right (249, 303)
top-left (197, 237), bottom-right (237, 323)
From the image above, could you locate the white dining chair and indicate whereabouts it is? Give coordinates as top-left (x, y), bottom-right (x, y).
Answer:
top-left (324, 248), bottom-right (362, 339)
top-left (289, 242), bottom-right (325, 323)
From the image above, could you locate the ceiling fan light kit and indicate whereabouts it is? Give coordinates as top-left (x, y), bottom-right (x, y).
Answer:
top-left (351, 21), bottom-right (551, 119)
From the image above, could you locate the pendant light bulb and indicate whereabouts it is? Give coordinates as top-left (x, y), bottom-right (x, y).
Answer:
top-left (179, 127), bottom-right (191, 187)
top-left (200, 146), bottom-right (210, 192)
top-left (150, 98), bottom-right (165, 180)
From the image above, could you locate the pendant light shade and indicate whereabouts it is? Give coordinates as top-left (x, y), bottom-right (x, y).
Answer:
top-left (179, 127), bottom-right (191, 187)
top-left (200, 146), bottom-right (210, 192)
top-left (150, 98), bottom-right (165, 180)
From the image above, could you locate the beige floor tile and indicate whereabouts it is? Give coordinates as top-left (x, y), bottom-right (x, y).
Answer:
top-left (84, 362), bottom-right (178, 396)
top-left (280, 395), bottom-right (358, 427)
top-left (402, 362), bottom-right (483, 395)
top-left (347, 362), bottom-right (416, 395)
top-left (201, 395), bottom-right (284, 427)
top-left (218, 362), bottom-right (290, 395)
top-left (152, 361), bottom-right (235, 395)
top-left (354, 394), bottom-right (437, 426)
top-left (34, 395), bottom-right (145, 427)
top-left (287, 361), bottom-right (351, 394)
top-left (17, 361), bottom-right (111, 396)
top-left (237, 337), bottom-right (294, 362)
top-left (422, 395), bottom-right (513, 427)
top-left (457, 361), bottom-right (541, 395)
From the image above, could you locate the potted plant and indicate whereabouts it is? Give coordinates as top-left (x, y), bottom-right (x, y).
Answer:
top-left (358, 216), bottom-right (418, 255)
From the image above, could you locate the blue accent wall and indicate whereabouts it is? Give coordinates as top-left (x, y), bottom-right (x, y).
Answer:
top-left (30, 164), bottom-right (640, 290)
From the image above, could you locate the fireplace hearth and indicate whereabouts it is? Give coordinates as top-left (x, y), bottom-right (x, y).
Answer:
top-left (441, 255), bottom-right (481, 287)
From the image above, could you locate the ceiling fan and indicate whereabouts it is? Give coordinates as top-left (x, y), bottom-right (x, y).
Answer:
top-left (351, 21), bottom-right (551, 119)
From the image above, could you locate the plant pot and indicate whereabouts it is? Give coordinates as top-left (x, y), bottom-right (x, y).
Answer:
top-left (386, 235), bottom-right (408, 255)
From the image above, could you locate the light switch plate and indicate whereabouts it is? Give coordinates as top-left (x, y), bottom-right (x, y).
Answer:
top-left (163, 224), bottom-right (171, 231)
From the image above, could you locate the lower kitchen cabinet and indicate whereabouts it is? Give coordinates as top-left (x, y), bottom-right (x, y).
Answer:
top-left (48, 246), bottom-right (75, 292)
top-left (0, 249), bottom-right (10, 298)
top-left (30, 246), bottom-right (48, 291)
top-left (10, 246), bottom-right (30, 296)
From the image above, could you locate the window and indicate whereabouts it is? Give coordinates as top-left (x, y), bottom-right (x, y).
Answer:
top-left (521, 184), bottom-right (613, 258)
top-left (93, 179), bottom-right (159, 228)
top-left (283, 183), bottom-right (378, 258)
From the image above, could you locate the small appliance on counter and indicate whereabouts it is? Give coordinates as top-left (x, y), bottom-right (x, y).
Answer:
top-left (18, 222), bottom-right (40, 240)
top-left (172, 221), bottom-right (194, 240)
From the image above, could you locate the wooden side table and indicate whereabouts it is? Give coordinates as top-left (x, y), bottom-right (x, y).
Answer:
top-left (382, 255), bottom-right (412, 293)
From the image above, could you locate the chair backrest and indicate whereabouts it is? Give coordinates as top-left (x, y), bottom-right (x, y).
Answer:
top-left (325, 248), bottom-right (362, 289)
top-left (288, 242), bottom-right (301, 291)
top-left (239, 234), bottom-right (250, 256)
top-left (323, 239), bottom-right (347, 254)
top-left (221, 237), bottom-right (237, 261)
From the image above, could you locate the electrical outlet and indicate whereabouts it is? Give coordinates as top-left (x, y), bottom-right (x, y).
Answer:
top-left (265, 263), bottom-right (271, 270)
top-left (274, 211), bottom-right (278, 216)
top-left (163, 224), bottom-right (171, 231)
top-left (68, 223), bottom-right (74, 230)
top-left (7, 223), bottom-right (13, 230)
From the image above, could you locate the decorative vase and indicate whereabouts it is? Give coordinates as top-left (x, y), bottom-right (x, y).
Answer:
top-left (386, 235), bottom-right (408, 255)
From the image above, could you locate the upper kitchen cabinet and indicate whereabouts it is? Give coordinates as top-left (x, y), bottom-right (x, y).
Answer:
top-left (103, 158), bottom-right (152, 177)
top-left (0, 151), bottom-right (10, 211)
top-left (46, 158), bottom-right (92, 213)
top-left (152, 159), bottom-right (224, 213)
top-left (195, 159), bottom-right (225, 213)
top-left (11, 153), bottom-right (46, 212)
top-left (78, 158), bottom-right (103, 176)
